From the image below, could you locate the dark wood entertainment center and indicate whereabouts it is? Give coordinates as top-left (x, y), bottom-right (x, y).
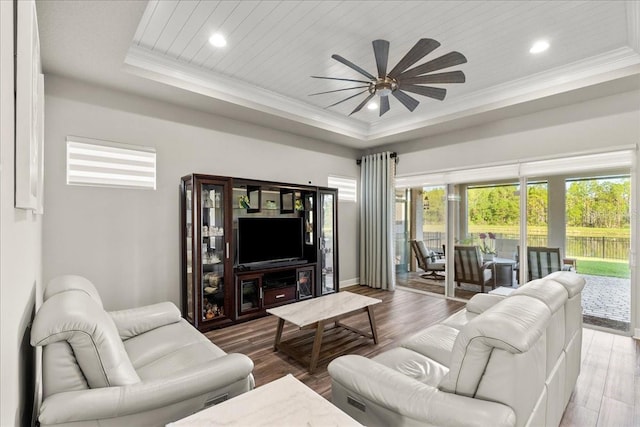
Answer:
top-left (180, 174), bottom-right (339, 331)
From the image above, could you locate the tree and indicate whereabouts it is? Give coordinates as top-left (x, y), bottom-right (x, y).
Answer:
top-left (566, 179), bottom-right (630, 228)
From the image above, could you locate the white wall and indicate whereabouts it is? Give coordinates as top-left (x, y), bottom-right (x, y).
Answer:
top-left (43, 76), bottom-right (360, 310)
top-left (0, 2), bottom-right (43, 425)
top-left (393, 90), bottom-right (640, 174)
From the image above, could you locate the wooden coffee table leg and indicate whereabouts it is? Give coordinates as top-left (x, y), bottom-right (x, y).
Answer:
top-left (309, 320), bottom-right (325, 374)
top-left (367, 306), bottom-right (379, 344)
top-left (274, 318), bottom-right (285, 351)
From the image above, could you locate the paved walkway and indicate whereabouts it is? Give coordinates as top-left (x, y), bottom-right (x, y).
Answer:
top-left (580, 273), bottom-right (630, 330)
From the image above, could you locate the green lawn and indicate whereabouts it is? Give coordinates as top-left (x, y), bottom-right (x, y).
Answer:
top-left (574, 257), bottom-right (630, 278)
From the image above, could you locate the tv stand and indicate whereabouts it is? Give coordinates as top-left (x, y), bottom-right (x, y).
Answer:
top-left (236, 263), bottom-right (316, 320)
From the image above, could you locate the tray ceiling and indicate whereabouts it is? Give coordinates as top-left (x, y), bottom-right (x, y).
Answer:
top-left (37, 1), bottom-right (640, 148)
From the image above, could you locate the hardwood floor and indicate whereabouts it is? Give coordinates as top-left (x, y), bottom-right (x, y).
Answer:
top-left (561, 328), bottom-right (639, 427)
top-left (206, 286), bottom-right (639, 426)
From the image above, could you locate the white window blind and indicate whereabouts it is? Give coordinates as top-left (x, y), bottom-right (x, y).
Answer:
top-left (328, 175), bottom-right (357, 202)
top-left (66, 137), bottom-right (156, 190)
top-left (396, 148), bottom-right (635, 188)
top-left (519, 150), bottom-right (634, 177)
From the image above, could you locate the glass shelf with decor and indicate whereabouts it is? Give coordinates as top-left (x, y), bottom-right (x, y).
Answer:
top-left (181, 174), bottom-right (233, 332)
top-left (319, 188), bottom-right (338, 295)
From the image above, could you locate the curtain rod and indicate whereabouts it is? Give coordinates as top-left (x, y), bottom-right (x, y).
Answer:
top-left (357, 152), bottom-right (397, 165)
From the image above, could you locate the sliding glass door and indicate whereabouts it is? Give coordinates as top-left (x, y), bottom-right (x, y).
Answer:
top-left (565, 175), bottom-right (631, 332)
top-left (394, 149), bottom-right (634, 333)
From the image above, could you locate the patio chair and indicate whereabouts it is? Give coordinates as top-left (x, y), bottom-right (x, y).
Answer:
top-left (527, 246), bottom-right (574, 280)
top-left (410, 240), bottom-right (445, 280)
top-left (453, 245), bottom-right (496, 293)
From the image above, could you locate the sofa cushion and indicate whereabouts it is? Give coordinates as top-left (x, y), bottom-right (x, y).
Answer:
top-left (32, 290), bottom-right (140, 388)
top-left (44, 275), bottom-right (103, 307)
top-left (109, 302), bottom-right (182, 340)
top-left (124, 319), bottom-right (226, 374)
top-left (512, 278), bottom-right (567, 313)
top-left (440, 309), bottom-right (478, 331)
top-left (401, 324), bottom-right (459, 367)
top-left (439, 295), bottom-right (550, 397)
top-left (466, 294), bottom-right (506, 314)
top-left (545, 271), bottom-right (585, 297)
top-left (373, 347), bottom-right (449, 387)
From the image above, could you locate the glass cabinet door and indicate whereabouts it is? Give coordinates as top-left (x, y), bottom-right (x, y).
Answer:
top-left (297, 266), bottom-right (314, 300)
top-left (238, 274), bottom-right (262, 314)
top-left (184, 182), bottom-right (194, 322)
top-left (200, 182), bottom-right (227, 321)
top-left (319, 190), bottom-right (338, 295)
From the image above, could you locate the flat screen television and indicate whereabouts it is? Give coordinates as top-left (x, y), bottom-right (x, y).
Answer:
top-left (237, 217), bottom-right (303, 265)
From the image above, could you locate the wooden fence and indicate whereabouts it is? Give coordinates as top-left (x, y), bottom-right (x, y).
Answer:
top-left (421, 232), bottom-right (629, 261)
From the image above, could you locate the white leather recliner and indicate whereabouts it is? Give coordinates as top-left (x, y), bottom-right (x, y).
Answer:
top-left (31, 275), bottom-right (255, 427)
top-left (328, 271), bottom-right (585, 427)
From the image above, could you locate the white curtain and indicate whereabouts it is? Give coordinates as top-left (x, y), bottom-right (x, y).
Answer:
top-left (359, 152), bottom-right (396, 290)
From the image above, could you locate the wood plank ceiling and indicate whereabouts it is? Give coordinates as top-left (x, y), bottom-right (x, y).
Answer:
top-left (129, 1), bottom-right (631, 126)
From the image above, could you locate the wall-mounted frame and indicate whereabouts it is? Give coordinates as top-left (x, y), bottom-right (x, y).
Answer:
top-left (15, 0), bottom-right (44, 213)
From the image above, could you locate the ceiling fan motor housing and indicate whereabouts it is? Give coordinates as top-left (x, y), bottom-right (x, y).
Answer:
top-left (372, 77), bottom-right (398, 97)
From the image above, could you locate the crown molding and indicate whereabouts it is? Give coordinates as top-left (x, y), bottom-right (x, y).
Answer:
top-left (124, 45), bottom-right (369, 139)
top-left (125, 45), bottom-right (640, 143)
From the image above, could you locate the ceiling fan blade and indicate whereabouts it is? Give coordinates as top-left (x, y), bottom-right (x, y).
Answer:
top-left (379, 96), bottom-right (390, 116)
top-left (349, 93), bottom-right (376, 116)
top-left (372, 39), bottom-right (389, 78)
top-left (401, 71), bottom-right (466, 85)
top-left (325, 89), bottom-right (370, 109)
top-left (311, 76), bottom-right (372, 84)
top-left (309, 85), bottom-right (370, 96)
top-left (331, 54), bottom-right (376, 80)
top-left (388, 38), bottom-right (441, 78)
top-left (398, 51), bottom-right (467, 79)
top-left (398, 84), bottom-right (447, 101)
top-left (392, 90), bottom-right (419, 112)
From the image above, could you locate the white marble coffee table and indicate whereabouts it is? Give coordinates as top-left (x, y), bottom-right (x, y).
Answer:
top-left (167, 374), bottom-right (362, 426)
top-left (266, 291), bottom-right (381, 373)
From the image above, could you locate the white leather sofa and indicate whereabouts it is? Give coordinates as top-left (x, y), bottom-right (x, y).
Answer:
top-left (328, 271), bottom-right (585, 427)
top-left (31, 275), bottom-right (255, 427)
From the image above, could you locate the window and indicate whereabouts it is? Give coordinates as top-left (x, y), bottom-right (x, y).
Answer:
top-left (66, 136), bottom-right (156, 190)
top-left (328, 175), bottom-right (357, 202)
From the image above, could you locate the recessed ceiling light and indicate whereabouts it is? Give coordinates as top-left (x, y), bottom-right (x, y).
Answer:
top-left (209, 33), bottom-right (227, 48)
top-left (529, 40), bottom-right (549, 54)
top-left (367, 102), bottom-right (378, 111)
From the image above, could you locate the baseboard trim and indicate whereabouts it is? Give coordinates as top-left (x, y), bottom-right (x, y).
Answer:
top-left (340, 278), bottom-right (360, 288)
top-left (634, 328), bottom-right (640, 340)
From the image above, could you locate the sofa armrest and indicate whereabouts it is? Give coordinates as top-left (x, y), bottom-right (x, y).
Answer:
top-left (328, 355), bottom-right (515, 427)
top-left (38, 352), bottom-right (253, 425)
top-left (109, 302), bottom-right (181, 340)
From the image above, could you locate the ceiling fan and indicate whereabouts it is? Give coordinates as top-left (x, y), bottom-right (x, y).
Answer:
top-left (311, 39), bottom-right (467, 116)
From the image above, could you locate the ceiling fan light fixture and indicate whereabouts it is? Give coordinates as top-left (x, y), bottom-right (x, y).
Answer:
top-left (529, 40), bottom-right (549, 54)
top-left (314, 38), bottom-right (467, 116)
top-left (209, 33), bottom-right (227, 48)
top-left (374, 77), bottom-right (397, 97)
